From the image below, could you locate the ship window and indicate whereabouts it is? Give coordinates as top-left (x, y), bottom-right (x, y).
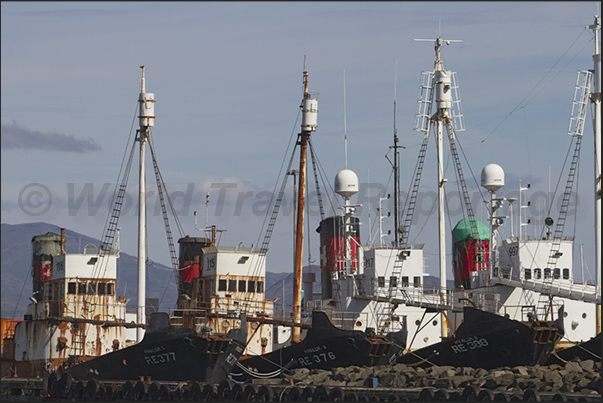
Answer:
top-left (218, 279), bottom-right (227, 291)
top-left (88, 282), bottom-right (96, 295)
top-left (248, 280), bottom-right (256, 293)
top-left (68, 282), bottom-right (76, 294)
top-left (257, 281), bottom-right (264, 293)
top-left (544, 268), bottom-right (551, 279)
top-left (553, 268), bottom-right (560, 279)
top-left (377, 276), bottom-right (385, 287)
top-left (413, 276), bottom-right (421, 288)
top-left (78, 282), bottom-right (87, 294)
top-left (98, 282), bottom-right (106, 295)
top-left (107, 283), bottom-right (115, 295)
top-left (563, 268), bottom-right (569, 279)
top-left (534, 268), bottom-right (542, 279)
top-left (228, 280), bottom-right (236, 292)
top-left (390, 276), bottom-right (398, 288)
top-left (524, 269), bottom-right (531, 280)
top-left (238, 280), bottom-right (246, 292)
top-left (402, 276), bottom-right (409, 287)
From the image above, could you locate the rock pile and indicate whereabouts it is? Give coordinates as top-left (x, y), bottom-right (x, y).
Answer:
top-left (285, 359), bottom-right (601, 394)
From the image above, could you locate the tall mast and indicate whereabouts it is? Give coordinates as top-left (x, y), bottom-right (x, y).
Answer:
top-left (292, 61), bottom-right (318, 343)
top-left (391, 60), bottom-right (401, 247)
top-left (136, 65), bottom-right (155, 342)
top-left (588, 15), bottom-right (601, 334)
top-left (415, 34), bottom-right (462, 339)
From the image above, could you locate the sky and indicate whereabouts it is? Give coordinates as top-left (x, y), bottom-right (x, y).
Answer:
top-left (1, 1), bottom-right (601, 287)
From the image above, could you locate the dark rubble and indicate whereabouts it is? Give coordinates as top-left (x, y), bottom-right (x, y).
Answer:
top-left (285, 359), bottom-right (601, 394)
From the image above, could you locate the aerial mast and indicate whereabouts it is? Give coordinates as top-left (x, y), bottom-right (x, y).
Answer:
top-left (389, 60), bottom-right (404, 247)
top-left (587, 15), bottom-right (601, 334)
top-left (414, 32), bottom-right (462, 339)
top-left (292, 59), bottom-right (318, 343)
top-left (136, 65), bottom-right (155, 342)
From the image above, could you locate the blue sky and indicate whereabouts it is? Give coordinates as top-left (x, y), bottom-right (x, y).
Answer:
top-left (1, 2), bottom-right (600, 285)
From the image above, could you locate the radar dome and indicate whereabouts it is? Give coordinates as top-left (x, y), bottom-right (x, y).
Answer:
top-left (334, 169), bottom-right (359, 198)
top-left (481, 164), bottom-right (505, 191)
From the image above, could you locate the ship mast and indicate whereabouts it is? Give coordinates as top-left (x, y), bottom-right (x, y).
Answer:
top-left (136, 66), bottom-right (155, 342)
top-left (292, 62), bottom-right (318, 343)
top-left (414, 34), bottom-right (462, 338)
top-left (588, 15), bottom-right (601, 334)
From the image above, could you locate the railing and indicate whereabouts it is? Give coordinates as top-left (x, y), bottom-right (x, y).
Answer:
top-left (354, 280), bottom-right (456, 310)
top-left (490, 275), bottom-right (601, 304)
top-left (168, 300), bottom-right (371, 333)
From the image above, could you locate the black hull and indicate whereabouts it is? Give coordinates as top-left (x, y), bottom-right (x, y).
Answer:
top-left (234, 311), bottom-right (406, 380)
top-left (57, 313), bottom-right (247, 383)
top-left (397, 307), bottom-right (564, 369)
top-left (546, 333), bottom-right (601, 365)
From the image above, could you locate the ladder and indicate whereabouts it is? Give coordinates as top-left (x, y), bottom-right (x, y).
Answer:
top-left (309, 141), bottom-right (326, 222)
top-left (536, 70), bottom-right (591, 320)
top-left (414, 71), bottom-right (434, 133)
top-left (70, 323), bottom-right (86, 358)
top-left (446, 124), bottom-right (485, 268)
top-left (258, 142), bottom-right (298, 255)
top-left (399, 133), bottom-right (431, 249)
top-left (148, 139), bottom-right (181, 273)
top-left (100, 142), bottom-right (136, 252)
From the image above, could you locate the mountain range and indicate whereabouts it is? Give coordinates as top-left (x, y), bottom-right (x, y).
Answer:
top-left (1, 222), bottom-right (447, 318)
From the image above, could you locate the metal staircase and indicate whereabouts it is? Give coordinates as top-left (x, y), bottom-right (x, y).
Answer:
top-left (100, 143), bottom-right (136, 252)
top-left (446, 123), bottom-right (486, 269)
top-left (399, 133), bottom-right (431, 249)
top-left (148, 139), bottom-right (181, 273)
top-left (535, 70), bottom-right (591, 320)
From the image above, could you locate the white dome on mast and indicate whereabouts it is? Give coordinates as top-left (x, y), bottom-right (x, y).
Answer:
top-left (481, 163), bottom-right (505, 191)
top-left (335, 169), bottom-right (359, 198)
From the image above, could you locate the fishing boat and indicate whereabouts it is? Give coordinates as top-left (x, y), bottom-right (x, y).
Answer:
top-left (227, 65), bottom-right (408, 381)
top-left (446, 16), bottom-right (601, 363)
top-left (4, 229), bottom-right (132, 378)
top-left (20, 67), bottom-right (249, 392)
top-left (319, 26), bottom-right (571, 369)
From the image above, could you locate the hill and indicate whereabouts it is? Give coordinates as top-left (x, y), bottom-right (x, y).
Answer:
top-left (1, 222), bottom-right (452, 319)
top-left (1, 222), bottom-right (176, 317)
top-left (0, 222), bottom-right (305, 317)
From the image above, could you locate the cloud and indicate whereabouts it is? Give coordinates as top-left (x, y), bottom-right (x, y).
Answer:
top-left (1, 121), bottom-right (101, 153)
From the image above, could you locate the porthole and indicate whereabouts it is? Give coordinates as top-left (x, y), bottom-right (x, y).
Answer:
top-left (415, 320), bottom-right (421, 326)
top-left (582, 313), bottom-right (587, 319)
top-left (432, 320), bottom-right (438, 326)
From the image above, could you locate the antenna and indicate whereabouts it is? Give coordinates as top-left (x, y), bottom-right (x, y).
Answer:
top-left (140, 65), bottom-right (146, 93)
top-left (303, 55), bottom-right (308, 96)
top-left (343, 69), bottom-right (348, 169)
top-left (367, 168), bottom-right (371, 245)
top-left (394, 59), bottom-right (398, 139)
top-left (414, 25), bottom-right (462, 70)
top-left (205, 193), bottom-right (210, 229)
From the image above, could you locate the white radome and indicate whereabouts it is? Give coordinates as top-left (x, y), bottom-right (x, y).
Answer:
top-left (335, 169), bottom-right (359, 198)
top-left (481, 163), bottom-right (505, 191)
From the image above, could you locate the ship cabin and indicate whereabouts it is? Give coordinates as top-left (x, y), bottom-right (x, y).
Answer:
top-left (11, 231), bottom-right (126, 377)
top-left (497, 237), bottom-right (574, 284)
top-left (175, 235), bottom-right (274, 356)
top-left (360, 245), bottom-right (427, 301)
